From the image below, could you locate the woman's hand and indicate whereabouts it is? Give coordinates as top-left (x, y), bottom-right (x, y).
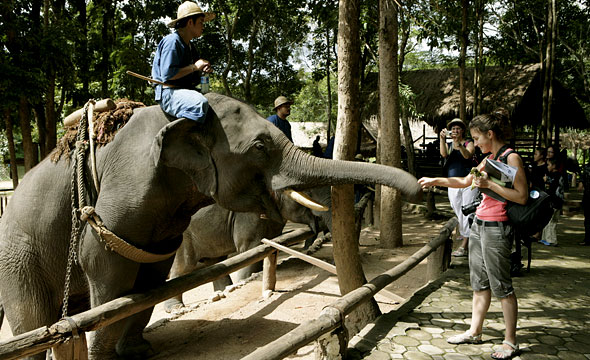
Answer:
top-left (439, 129), bottom-right (447, 140)
top-left (473, 171), bottom-right (491, 189)
top-left (418, 177), bottom-right (437, 189)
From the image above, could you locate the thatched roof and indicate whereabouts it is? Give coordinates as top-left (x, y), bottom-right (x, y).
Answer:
top-left (399, 64), bottom-right (589, 131)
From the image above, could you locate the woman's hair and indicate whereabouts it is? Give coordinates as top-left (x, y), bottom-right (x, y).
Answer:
top-left (536, 147), bottom-right (547, 158)
top-left (469, 108), bottom-right (513, 141)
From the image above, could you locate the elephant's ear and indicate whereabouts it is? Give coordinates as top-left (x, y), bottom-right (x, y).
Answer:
top-left (150, 118), bottom-right (217, 197)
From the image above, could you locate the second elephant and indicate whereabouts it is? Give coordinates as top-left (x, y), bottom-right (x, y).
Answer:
top-left (166, 190), bottom-right (327, 311)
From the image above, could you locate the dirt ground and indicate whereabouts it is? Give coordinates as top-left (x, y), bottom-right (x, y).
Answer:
top-left (142, 201), bottom-right (455, 360)
top-left (0, 195), bottom-right (455, 359)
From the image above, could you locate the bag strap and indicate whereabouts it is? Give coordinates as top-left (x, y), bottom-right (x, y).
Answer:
top-left (492, 144), bottom-right (515, 164)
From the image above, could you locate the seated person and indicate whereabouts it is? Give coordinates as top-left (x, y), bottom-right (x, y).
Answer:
top-left (151, 1), bottom-right (214, 123)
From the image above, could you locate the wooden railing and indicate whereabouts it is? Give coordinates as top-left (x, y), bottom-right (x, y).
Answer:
top-left (0, 214), bottom-right (458, 360)
top-left (242, 216), bottom-right (458, 360)
top-left (0, 228), bottom-right (314, 360)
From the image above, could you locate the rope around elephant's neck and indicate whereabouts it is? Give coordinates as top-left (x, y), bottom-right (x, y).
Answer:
top-left (61, 100), bottom-right (93, 319)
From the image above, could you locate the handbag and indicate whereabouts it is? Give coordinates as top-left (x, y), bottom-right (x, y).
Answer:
top-left (505, 187), bottom-right (553, 236)
top-left (496, 147), bottom-right (553, 236)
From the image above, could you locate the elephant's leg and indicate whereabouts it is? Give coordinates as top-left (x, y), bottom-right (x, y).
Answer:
top-left (81, 236), bottom-right (140, 360)
top-left (165, 252), bottom-right (198, 312)
top-left (0, 261), bottom-right (63, 360)
top-left (116, 259), bottom-right (173, 358)
top-left (233, 262), bottom-right (262, 282)
top-left (212, 275), bottom-right (233, 292)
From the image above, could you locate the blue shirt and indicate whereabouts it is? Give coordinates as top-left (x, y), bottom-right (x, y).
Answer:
top-left (152, 32), bottom-right (199, 101)
top-left (266, 114), bottom-right (293, 142)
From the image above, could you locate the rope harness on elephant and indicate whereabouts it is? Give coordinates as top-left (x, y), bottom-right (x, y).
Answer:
top-left (60, 100), bottom-right (179, 318)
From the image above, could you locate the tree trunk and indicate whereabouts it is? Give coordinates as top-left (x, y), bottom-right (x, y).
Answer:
top-left (459, 0), bottom-right (469, 122)
top-left (400, 111), bottom-right (415, 176)
top-left (221, 8), bottom-right (238, 97)
top-left (45, 68), bottom-right (57, 155)
top-left (19, 97), bottom-right (36, 172)
top-left (325, 26), bottom-right (332, 141)
top-left (473, 0), bottom-right (484, 116)
top-left (398, 8), bottom-right (415, 176)
top-left (100, 0), bottom-right (113, 97)
top-left (74, 0), bottom-right (89, 105)
top-left (548, 0), bottom-right (556, 144)
top-left (379, 0), bottom-right (402, 249)
top-left (331, 0), bottom-right (380, 336)
top-left (4, 109), bottom-right (19, 188)
top-left (242, 16), bottom-right (259, 103)
top-left (541, 0), bottom-right (556, 146)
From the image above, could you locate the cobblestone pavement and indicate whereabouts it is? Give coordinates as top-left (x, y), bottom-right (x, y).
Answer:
top-left (349, 213), bottom-right (590, 360)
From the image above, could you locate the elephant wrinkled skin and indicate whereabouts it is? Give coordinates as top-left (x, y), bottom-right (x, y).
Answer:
top-left (0, 93), bottom-right (420, 359)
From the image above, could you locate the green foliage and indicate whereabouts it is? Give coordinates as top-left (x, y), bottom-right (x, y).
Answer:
top-left (2, 0), bottom-right (590, 170)
top-left (289, 72), bottom-right (337, 123)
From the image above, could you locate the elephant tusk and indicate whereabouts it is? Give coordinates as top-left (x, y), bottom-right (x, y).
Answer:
top-left (284, 189), bottom-right (329, 212)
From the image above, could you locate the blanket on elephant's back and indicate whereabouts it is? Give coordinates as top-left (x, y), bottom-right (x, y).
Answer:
top-left (51, 98), bottom-right (145, 162)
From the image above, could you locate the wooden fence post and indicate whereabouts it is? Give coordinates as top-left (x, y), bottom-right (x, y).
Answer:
top-left (427, 218), bottom-right (456, 281)
top-left (262, 250), bottom-right (278, 298)
top-left (426, 190), bottom-right (436, 219)
top-left (314, 309), bottom-right (347, 360)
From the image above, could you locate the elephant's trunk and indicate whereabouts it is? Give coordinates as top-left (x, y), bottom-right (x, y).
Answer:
top-left (271, 137), bottom-right (422, 203)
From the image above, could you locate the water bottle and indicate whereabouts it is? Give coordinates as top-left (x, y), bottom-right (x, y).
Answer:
top-left (200, 74), bottom-right (210, 94)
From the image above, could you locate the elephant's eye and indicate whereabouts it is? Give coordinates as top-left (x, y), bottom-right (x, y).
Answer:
top-left (255, 141), bottom-right (265, 151)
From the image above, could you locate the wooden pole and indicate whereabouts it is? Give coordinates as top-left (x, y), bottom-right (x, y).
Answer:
top-left (242, 217), bottom-right (458, 360)
top-left (0, 228), bottom-right (314, 360)
top-left (63, 99), bottom-right (116, 127)
top-left (261, 239), bottom-right (337, 275)
top-left (427, 217), bottom-right (456, 281)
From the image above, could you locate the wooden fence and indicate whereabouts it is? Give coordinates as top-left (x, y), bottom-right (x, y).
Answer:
top-left (242, 216), bottom-right (457, 360)
top-left (0, 216), bottom-right (458, 360)
top-left (0, 228), bottom-right (314, 360)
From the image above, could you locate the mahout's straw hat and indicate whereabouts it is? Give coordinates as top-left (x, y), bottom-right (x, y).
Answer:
top-left (168, 1), bottom-right (215, 28)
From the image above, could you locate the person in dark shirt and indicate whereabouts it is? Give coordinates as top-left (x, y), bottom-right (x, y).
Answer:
top-left (529, 147), bottom-right (547, 189)
top-left (312, 136), bottom-right (323, 157)
top-left (267, 96), bottom-right (293, 142)
top-left (539, 158), bottom-right (565, 246)
top-left (151, 1), bottom-right (214, 123)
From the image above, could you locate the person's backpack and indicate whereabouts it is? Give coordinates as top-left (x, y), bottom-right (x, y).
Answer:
top-left (496, 147), bottom-right (553, 236)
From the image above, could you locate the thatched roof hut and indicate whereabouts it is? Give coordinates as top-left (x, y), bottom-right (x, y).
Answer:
top-left (399, 63), bottom-right (589, 131)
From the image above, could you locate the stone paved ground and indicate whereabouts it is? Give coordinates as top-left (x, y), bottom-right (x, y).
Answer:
top-left (349, 212), bottom-right (590, 360)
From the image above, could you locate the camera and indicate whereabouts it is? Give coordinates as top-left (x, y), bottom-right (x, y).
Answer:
top-left (461, 200), bottom-right (481, 216)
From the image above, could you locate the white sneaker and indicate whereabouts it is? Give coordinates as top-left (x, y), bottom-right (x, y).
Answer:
top-left (447, 331), bottom-right (482, 344)
top-left (452, 247), bottom-right (467, 257)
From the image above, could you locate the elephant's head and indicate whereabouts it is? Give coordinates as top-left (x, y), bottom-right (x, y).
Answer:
top-left (151, 93), bottom-right (420, 222)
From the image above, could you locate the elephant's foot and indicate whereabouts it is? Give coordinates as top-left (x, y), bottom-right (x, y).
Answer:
top-left (164, 297), bottom-right (185, 313)
top-left (116, 335), bottom-right (155, 359)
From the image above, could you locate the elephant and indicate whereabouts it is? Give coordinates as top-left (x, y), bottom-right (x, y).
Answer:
top-left (0, 93), bottom-right (421, 360)
top-left (164, 189), bottom-right (323, 312)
